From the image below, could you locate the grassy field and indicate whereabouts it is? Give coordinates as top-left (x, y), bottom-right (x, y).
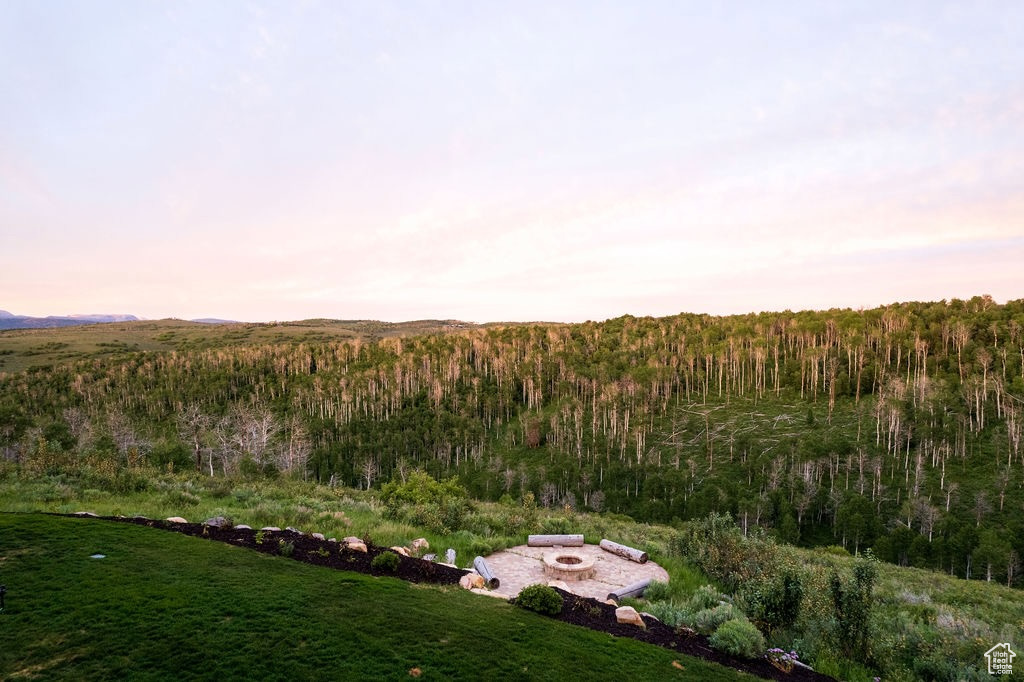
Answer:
top-left (0, 318), bottom-right (485, 374)
top-left (0, 513), bottom-right (743, 681)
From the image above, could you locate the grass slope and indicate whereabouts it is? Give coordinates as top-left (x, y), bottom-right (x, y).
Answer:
top-left (0, 514), bottom-right (743, 681)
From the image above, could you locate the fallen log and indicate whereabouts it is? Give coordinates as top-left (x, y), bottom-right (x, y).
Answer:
top-left (607, 578), bottom-right (653, 602)
top-left (473, 556), bottom-right (500, 589)
top-left (599, 539), bottom-right (648, 563)
top-left (527, 534), bottom-right (584, 547)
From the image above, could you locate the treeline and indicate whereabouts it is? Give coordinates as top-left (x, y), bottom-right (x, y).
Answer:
top-left (2, 296), bottom-right (1023, 582)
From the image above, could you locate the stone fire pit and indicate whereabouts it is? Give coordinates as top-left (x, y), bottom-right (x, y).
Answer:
top-left (542, 551), bottom-right (596, 581)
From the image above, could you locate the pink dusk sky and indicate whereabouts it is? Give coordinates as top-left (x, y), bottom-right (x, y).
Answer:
top-left (2, 1), bottom-right (1022, 323)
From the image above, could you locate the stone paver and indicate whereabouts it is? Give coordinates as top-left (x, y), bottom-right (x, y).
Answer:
top-left (479, 543), bottom-right (669, 600)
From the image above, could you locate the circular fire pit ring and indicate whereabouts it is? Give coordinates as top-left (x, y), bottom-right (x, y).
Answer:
top-left (542, 551), bottom-right (596, 581)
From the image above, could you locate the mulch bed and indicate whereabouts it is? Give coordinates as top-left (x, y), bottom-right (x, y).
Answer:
top-left (75, 514), bottom-right (834, 682)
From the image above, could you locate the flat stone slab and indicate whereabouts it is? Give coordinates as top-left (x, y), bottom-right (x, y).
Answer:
top-left (482, 543), bottom-right (669, 600)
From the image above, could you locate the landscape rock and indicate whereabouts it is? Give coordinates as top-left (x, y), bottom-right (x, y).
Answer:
top-left (311, 532), bottom-right (325, 540)
top-left (459, 573), bottom-right (486, 590)
top-left (546, 580), bottom-right (570, 592)
top-left (203, 516), bottom-right (232, 528)
top-left (615, 606), bottom-right (646, 629)
top-left (344, 536), bottom-right (363, 544)
top-left (422, 553), bottom-right (437, 562)
top-left (261, 526), bottom-right (281, 532)
top-left (235, 524), bottom-right (252, 530)
top-left (410, 538), bottom-right (429, 553)
top-left (445, 548), bottom-right (456, 564)
top-left (391, 546), bottom-right (411, 557)
top-left (346, 541), bottom-right (367, 553)
top-left (328, 538), bottom-right (338, 543)
top-left (166, 517), bottom-right (188, 523)
top-left (285, 526), bottom-right (303, 534)
top-left (74, 511), bottom-right (99, 517)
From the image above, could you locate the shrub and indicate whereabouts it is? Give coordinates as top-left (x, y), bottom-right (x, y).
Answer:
top-left (692, 603), bottom-right (742, 634)
top-left (644, 601), bottom-right (689, 628)
top-left (830, 555), bottom-right (877, 662)
top-left (371, 551), bottom-right (401, 573)
top-left (278, 540), bottom-right (294, 557)
top-left (677, 513), bottom-right (779, 592)
top-left (687, 584), bottom-right (725, 612)
top-left (382, 471), bottom-right (470, 533)
top-left (515, 584), bottom-right (564, 617)
top-left (741, 571), bottom-right (803, 633)
top-left (708, 618), bottom-right (765, 658)
top-left (643, 580), bottom-right (672, 603)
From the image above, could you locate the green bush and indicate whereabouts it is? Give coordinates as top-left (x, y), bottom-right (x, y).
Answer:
top-left (382, 471), bottom-right (470, 533)
top-left (371, 551), bottom-right (401, 573)
top-left (643, 580), bottom-right (672, 603)
top-left (741, 571), bottom-right (803, 633)
top-left (515, 584), bottom-right (564, 617)
top-left (644, 601), bottom-right (689, 628)
top-left (830, 556), bottom-right (877, 662)
top-left (687, 584), bottom-right (725, 612)
top-left (278, 540), bottom-right (294, 557)
top-left (692, 603), bottom-right (742, 634)
top-left (708, 618), bottom-right (765, 658)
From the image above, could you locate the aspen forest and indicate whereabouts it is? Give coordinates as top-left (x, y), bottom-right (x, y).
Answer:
top-left (2, 295), bottom-right (1024, 585)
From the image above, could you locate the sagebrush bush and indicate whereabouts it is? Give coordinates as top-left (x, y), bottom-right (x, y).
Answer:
top-left (692, 603), bottom-right (742, 634)
top-left (687, 584), bottom-right (725, 612)
top-left (515, 584), bottom-right (564, 616)
top-left (644, 601), bottom-right (689, 628)
top-left (708, 618), bottom-right (765, 658)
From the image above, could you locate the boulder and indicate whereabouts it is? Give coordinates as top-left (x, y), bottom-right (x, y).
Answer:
top-left (410, 538), bottom-right (430, 553)
top-left (235, 524), bottom-right (252, 530)
top-left (343, 536), bottom-right (363, 545)
top-left (546, 580), bottom-right (570, 592)
top-left (347, 541), bottom-right (367, 553)
top-left (422, 553), bottom-right (437, 562)
top-left (74, 511), bottom-right (99, 517)
top-left (328, 538), bottom-right (338, 543)
top-left (390, 546), bottom-right (410, 557)
top-left (459, 573), bottom-right (486, 590)
top-left (261, 526), bottom-right (281, 532)
top-left (166, 517), bottom-right (188, 524)
top-left (311, 532), bottom-right (325, 541)
top-left (203, 516), bottom-right (232, 528)
top-left (615, 606), bottom-right (646, 629)
top-left (285, 526), bottom-right (303, 534)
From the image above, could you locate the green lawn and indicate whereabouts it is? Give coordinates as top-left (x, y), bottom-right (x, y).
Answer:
top-left (0, 514), bottom-right (745, 681)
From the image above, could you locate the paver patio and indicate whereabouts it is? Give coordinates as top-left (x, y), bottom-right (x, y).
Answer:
top-left (480, 543), bottom-right (669, 600)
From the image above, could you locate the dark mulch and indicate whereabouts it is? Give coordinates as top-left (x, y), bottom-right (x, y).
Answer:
top-left (77, 514), bottom-right (834, 681)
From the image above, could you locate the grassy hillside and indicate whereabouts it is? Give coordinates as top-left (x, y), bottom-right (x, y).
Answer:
top-left (0, 513), bottom-right (741, 681)
top-left (3, 471), bottom-right (1022, 681)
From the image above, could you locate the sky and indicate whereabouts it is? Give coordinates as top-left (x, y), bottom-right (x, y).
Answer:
top-left (2, 1), bottom-right (1022, 323)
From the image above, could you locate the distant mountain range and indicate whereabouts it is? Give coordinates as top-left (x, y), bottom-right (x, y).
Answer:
top-left (0, 310), bottom-right (140, 330)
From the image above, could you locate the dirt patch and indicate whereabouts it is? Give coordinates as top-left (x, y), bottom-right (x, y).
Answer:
top-left (73, 515), bottom-right (833, 681)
